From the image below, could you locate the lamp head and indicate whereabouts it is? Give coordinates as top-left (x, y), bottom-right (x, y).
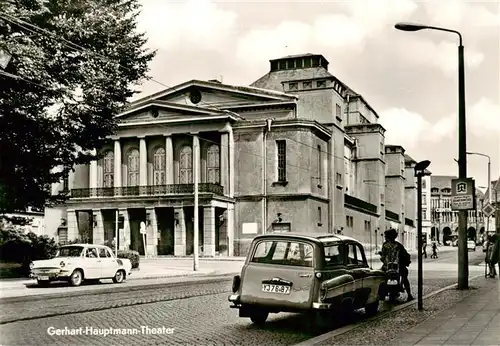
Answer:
top-left (395, 22), bottom-right (428, 32)
top-left (414, 160), bottom-right (431, 176)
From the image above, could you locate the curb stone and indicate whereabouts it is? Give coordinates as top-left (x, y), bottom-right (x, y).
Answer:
top-left (292, 273), bottom-right (483, 346)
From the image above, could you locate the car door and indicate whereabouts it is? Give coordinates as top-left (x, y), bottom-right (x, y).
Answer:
top-left (346, 243), bottom-right (370, 308)
top-left (99, 247), bottom-right (118, 278)
top-left (83, 247), bottom-right (101, 279)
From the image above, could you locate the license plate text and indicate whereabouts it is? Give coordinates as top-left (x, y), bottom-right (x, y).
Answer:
top-left (261, 284), bottom-right (291, 294)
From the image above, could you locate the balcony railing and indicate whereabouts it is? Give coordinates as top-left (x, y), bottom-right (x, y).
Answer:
top-left (386, 210), bottom-right (400, 222)
top-left (71, 183), bottom-right (224, 198)
top-left (344, 194), bottom-right (378, 214)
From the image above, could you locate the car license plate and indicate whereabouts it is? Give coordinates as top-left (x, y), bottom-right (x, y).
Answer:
top-left (38, 276), bottom-right (49, 281)
top-left (387, 279), bottom-right (398, 285)
top-left (261, 284), bottom-right (291, 294)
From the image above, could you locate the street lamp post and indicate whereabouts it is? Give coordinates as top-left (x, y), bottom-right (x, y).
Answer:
top-left (415, 160), bottom-right (431, 311)
top-left (395, 22), bottom-right (468, 290)
top-left (466, 152), bottom-right (491, 234)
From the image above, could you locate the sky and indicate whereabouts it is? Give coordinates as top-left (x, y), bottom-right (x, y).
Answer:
top-left (134, 0), bottom-right (500, 191)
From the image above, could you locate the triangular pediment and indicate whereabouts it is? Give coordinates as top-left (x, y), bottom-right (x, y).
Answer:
top-left (128, 79), bottom-right (296, 109)
top-left (116, 100), bottom-right (241, 125)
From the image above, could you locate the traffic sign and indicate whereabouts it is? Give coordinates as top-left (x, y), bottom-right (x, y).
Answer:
top-left (482, 203), bottom-right (496, 217)
top-left (451, 178), bottom-right (475, 210)
top-left (140, 221), bottom-right (146, 234)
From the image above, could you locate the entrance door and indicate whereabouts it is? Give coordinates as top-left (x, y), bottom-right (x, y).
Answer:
top-left (128, 209), bottom-right (146, 255)
top-left (185, 207), bottom-right (194, 255)
top-left (156, 207), bottom-right (174, 255)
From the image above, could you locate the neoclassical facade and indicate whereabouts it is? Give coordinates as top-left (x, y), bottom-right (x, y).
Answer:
top-left (45, 53), bottom-right (422, 256)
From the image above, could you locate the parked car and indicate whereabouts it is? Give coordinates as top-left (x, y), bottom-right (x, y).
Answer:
top-left (467, 240), bottom-right (476, 252)
top-left (30, 244), bottom-right (132, 286)
top-left (228, 233), bottom-right (386, 328)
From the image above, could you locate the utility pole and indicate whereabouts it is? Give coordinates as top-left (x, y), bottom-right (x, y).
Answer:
top-left (193, 135), bottom-right (200, 271)
top-left (414, 160), bottom-right (431, 312)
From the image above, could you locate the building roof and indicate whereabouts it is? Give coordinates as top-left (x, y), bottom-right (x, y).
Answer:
top-left (270, 53), bottom-right (328, 63)
top-left (250, 67), bottom-right (335, 92)
top-left (430, 175), bottom-right (457, 190)
top-left (484, 177), bottom-right (500, 203)
top-left (404, 154), bottom-right (416, 164)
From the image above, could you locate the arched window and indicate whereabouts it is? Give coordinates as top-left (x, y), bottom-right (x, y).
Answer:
top-left (179, 145), bottom-right (193, 184)
top-left (103, 151), bottom-right (114, 188)
top-left (153, 147), bottom-right (166, 185)
top-left (127, 149), bottom-right (140, 186)
top-left (206, 144), bottom-right (220, 184)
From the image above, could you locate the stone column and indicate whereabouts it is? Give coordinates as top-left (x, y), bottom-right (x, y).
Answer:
top-left (139, 136), bottom-right (147, 194)
top-left (118, 208), bottom-right (130, 251)
top-left (165, 135), bottom-right (174, 185)
top-left (220, 133), bottom-right (229, 195)
top-left (227, 204), bottom-right (235, 256)
top-left (89, 149), bottom-right (98, 196)
top-left (67, 209), bottom-right (78, 242)
top-left (146, 207), bottom-right (158, 257)
top-left (174, 207), bottom-right (186, 256)
top-left (114, 139), bottom-right (122, 194)
top-left (92, 209), bottom-right (104, 245)
top-left (192, 133), bottom-right (201, 184)
top-left (228, 125), bottom-right (235, 198)
top-left (203, 206), bottom-right (216, 257)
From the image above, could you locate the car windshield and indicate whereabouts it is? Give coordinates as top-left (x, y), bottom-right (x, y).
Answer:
top-left (251, 240), bottom-right (313, 267)
top-left (57, 246), bottom-right (84, 257)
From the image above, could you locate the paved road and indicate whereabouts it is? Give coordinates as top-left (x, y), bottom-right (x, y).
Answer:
top-left (0, 250), bottom-right (485, 345)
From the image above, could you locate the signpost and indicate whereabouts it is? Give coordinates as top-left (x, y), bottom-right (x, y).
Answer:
top-left (451, 178), bottom-right (476, 210)
top-left (482, 203), bottom-right (495, 218)
top-left (451, 178), bottom-right (475, 289)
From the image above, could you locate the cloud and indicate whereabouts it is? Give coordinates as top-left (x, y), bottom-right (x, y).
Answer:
top-left (138, 0), bottom-right (238, 51)
top-left (422, 0), bottom-right (499, 40)
top-left (379, 108), bottom-right (455, 148)
top-left (235, 0), bottom-right (418, 63)
top-left (393, 37), bottom-right (485, 76)
top-left (380, 97), bottom-right (500, 149)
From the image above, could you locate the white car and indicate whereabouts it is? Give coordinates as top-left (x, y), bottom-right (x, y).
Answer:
top-left (30, 244), bottom-right (132, 286)
top-left (467, 240), bottom-right (476, 252)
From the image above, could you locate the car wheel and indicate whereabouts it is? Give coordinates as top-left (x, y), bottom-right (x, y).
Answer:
top-left (37, 279), bottom-right (50, 287)
top-left (365, 301), bottom-right (379, 316)
top-left (112, 270), bottom-right (125, 284)
top-left (249, 311), bottom-right (268, 325)
top-left (69, 269), bottom-right (83, 287)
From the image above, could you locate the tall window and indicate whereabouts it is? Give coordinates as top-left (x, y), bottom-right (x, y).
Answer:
top-left (318, 207), bottom-right (322, 225)
top-left (127, 149), bottom-right (139, 186)
top-left (317, 145), bottom-right (322, 182)
top-left (179, 145), bottom-right (193, 184)
top-left (62, 174), bottom-right (69, 191)
top-left (336, 104), bottom-right (342, 119)
top-left (276, 140), bottom-right (286, 182)
top-left (153, 147), bottom-right (166, 185)
top-left (422, 193), bottom-right (427, 205)
top-left (206, 144), bottom-right (220, 184)
top-left (103, 151), bottom-right (114, 187)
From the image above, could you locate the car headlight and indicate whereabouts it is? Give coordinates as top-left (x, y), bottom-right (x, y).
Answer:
top-left (59, 261), bottom-right (65, 268)
top-left (29, 262), bottom-right (34, 270)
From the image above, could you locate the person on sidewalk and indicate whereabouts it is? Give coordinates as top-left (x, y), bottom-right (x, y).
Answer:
top-left (430, 241), bottom-right (438, 259)
top-left (486, 234), bottom-right (500, 278)
top-left (422, 241), bottom-right (427, 259)
top-left (380, 229), bottom-right (414, 301)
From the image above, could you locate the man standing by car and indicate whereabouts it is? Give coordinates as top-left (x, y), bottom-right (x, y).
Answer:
top-left (380, 229), bottom-right (414, 301)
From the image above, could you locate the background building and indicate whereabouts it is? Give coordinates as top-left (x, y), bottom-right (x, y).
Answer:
top-left (430, 175), bottom-right (485, 245)
top-left (44, 53), bottom-right (422, 256)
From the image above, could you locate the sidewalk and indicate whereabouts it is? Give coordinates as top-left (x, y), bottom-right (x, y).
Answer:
top-left (393, 278), bottom-right (500, 346)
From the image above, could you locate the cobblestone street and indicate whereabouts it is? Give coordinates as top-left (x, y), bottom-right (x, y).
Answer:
top-left (0, 251), bottom-right (484, 345)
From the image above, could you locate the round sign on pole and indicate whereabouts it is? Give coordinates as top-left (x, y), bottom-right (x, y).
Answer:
top-left (140, 221), bottom-right (146, 234)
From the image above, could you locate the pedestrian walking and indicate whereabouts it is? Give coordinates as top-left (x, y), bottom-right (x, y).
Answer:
top-left (430, 241), bottom-right (438, 259)
top-left (422, 241), bottom-right (427, 259)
